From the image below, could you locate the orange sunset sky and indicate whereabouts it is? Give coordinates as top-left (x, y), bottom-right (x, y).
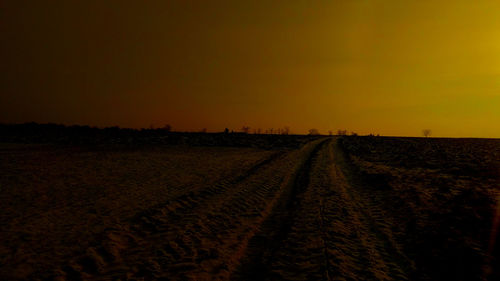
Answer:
top-left (1, 1), bottom-right (500, 137)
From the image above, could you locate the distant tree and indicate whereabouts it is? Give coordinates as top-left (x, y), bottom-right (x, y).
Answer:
top-left (241, 126), bottom-right (250, 134)
top-left (328, 130), bottom-right (333, 136)
top-left (269, 128), bottom-right (274, 134)
top-left (257, 128), bottom-right (262, 134)
top-left (351, 131), bottom-right (358, 136)
top-left (337, 129), bottom-right (347, 136)
top-left (162, 124), bottom-right (172, 132)
top-left (422, 129), bottom-right (432, 137)
top-left (282, 126), bottom-right (290, 135)
top-left (308, 128), bottom-right (320, 135)
top-left (106, 126), bottom-right (120, 131)
top-left (224, 128), bottom-right (229, 134)
top-left (200, 128), bottom-right (207, 133)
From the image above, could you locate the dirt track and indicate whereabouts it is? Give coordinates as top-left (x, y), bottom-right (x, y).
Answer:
top-left (234, 138), bottom-right (412, 281)
top-left (52, 138), bottom-right (413, 280)
top-left (2, 137), bottom-right (496, 280)
top-left (57, 139), bottom-right (329, 281)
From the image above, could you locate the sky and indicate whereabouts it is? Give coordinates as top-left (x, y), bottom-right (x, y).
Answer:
top-left (1, 1), bottom-right (500, 137)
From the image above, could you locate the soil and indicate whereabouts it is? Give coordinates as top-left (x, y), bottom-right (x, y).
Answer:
top-left (1, 136), bottom-right (499, 280)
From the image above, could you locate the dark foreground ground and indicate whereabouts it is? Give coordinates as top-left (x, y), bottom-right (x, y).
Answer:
top-left (0, 129), bottom-right (499, 280)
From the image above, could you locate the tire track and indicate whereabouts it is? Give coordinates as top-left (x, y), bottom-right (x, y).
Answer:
top-left (318, 198), bottom-right (332, 281)
top-left (330, 138), bottom-right (415, 280)
top-left (237, 138), bottom-right (413, 281)
top-left (232, 138), bottom-right (329, 281)
top-left (250, 138), bottom-right (337, 281)
top-left (53, 150), bottom-right (285, 281)
top-left (56, 141), bottom-right (324, 281)
top-left (53, 137), bottom-right (413, 281)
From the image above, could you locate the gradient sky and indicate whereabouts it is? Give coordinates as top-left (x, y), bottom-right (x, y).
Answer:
top-left (2, 1), bottom-right (500, 137)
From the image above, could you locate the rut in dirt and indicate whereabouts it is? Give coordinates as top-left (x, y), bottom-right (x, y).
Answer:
top-left (234, 138), bottom-right (413, 281)
top-left (54, 137), bottom-right (413, 281)
top-left (54, 140), bottom-right (326, 281)
top-left (233, 139), bottom-right (329, 280)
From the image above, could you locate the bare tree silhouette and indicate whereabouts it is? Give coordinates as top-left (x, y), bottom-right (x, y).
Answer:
top-left (337, 129), bottom-right (347, 136)
top-left (308, 128), bottom-right (320, 135)
top-left (422, 129), bottom-right (432, 137)
top-left (241, 126), bottom-right (250, 134)
top-left (162, 124), bottom-right (172, 132)
top-left (282, 126), bottom-right (290, 135)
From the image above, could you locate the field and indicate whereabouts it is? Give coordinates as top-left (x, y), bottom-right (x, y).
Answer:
top-left (0, 134), bottom-right (499, 280)
top-left (338, 136), bottom-right (500, 280)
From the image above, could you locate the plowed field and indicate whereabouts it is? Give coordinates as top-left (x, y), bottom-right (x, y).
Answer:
top-left (1, 137), bottom-right (498, 280)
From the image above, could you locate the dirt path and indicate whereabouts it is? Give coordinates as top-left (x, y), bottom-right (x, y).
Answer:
top-left (48, 138), bottom-right (414, 280)
top-left (234, 138), bottom-right (414, 281)
top-left (233, 138), bottom-right (329, 281)
top-left (54, 139), bottom-right (326, 281)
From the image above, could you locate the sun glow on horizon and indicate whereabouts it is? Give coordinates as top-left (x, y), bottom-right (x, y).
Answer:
top-left (1, 1), bottom-right (500, 137)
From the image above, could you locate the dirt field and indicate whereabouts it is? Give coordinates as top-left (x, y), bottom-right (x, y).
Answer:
top-left (1, 136), bottom-right (499, 280)
top-left (339, 136), bottom-right (500, 280)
